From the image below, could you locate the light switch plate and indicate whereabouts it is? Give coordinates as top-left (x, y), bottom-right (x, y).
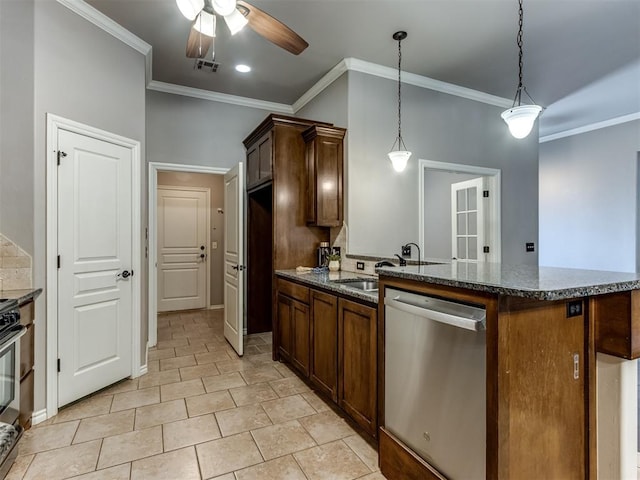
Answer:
top-left (212, 241), bottom-right (218, 249)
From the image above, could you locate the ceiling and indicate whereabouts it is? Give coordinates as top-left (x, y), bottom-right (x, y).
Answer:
top-left (85, 0), bottom-right (640, 137)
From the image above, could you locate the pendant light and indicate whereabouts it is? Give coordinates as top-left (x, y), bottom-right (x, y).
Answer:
top-left (501, 0), bottom-right (543, 139)
top-left (388, 31), bottom-right (411, 172)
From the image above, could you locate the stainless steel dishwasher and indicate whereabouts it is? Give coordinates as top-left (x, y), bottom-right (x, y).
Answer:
top-left (384, 287), bottom-right (486, 480)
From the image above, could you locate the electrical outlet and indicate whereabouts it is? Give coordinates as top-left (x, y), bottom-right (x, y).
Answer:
top-left (526, 242), bottom-right (535, 252)
top-left (401, 245), bottom-right (411, 257)
top-left (566, 300), bottom-right (583, 317)
top-left (356, 261), bottom-right (365, 271)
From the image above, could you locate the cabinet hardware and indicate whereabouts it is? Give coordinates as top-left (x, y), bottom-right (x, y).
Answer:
top-left (573, 353), bottom-right (579, 380)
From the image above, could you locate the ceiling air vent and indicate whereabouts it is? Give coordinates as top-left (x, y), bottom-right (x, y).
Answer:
top-left (194, 59), bottom-right (220, 73)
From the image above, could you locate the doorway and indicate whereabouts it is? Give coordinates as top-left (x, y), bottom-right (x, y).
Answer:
top-left (419, 160), bottom-right (501, 263)
top-left (148, 163), bottom-right (228, 348)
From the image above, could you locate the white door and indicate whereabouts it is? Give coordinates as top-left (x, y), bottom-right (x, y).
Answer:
top-left (451, 177), bottom-right (486, 261)
top-left (224, 163), bottom-right (245, 356)
top-left (157, 187), bottom-right (209, 312)
top-left (57, 129), bottom-right (133, 407)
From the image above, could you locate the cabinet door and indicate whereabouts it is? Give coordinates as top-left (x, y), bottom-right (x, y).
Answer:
top-left (277, 293), bottom-right (293, 362)
top-left (246, 132), bottom-right (272, 190)
top-left (20, 369), bottom-right (34, 430)
top-left (338, 298), bottom-right (377, 436)
top-left (246, 145), bottom-right (260, 188)
top-left (310, 290), bottom-right (338, 401)
top-left (291, 298), bottom-right (310, 377)
top-left (258, 133), bottom-right (273, 182)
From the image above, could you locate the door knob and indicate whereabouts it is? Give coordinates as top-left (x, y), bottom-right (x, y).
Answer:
top-left (117, 270), bottom-right (132, 279)
top-left (200, 253), bottom-right (206, 259)
top-left (200, 245), bottom-right (205, 250)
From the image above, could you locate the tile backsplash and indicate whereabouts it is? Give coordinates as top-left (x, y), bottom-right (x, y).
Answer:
top-left (0, 234), bottom-right (32, 290)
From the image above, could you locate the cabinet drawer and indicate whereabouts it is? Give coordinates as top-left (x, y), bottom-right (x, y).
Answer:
top-left (20, 323), bottom-right (34, 380)
top-left (19, 301), bottom-right (34, 327)
top-left (277, 279), bottom-right (309, 304)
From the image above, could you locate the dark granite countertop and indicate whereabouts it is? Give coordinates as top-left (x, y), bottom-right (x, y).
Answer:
top-left (376, 263), bottom-right (640, 301)
top-left (0, 288), bottom-right (42, 306)
top-left (275, 270), bottom-right (378, 304)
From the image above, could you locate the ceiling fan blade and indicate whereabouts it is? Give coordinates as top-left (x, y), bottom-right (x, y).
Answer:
top-left (236, 1), bottom-right (308, 55)
top-left (186, 22), bottom-right (213, 58)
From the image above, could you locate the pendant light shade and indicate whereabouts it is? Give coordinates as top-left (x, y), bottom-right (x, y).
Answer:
top-left (193, 11), bottom-right (216, 37)
top-left (501, 104), bottom-right (543, 139)
top-left (224, 8), bottom-right (248, 35)
top-left (501, 0), bottom-right (543, 139)
top-left (176, 0), bottom-right (204, 21)
top-left (388, 31), bottom-right (411, 172)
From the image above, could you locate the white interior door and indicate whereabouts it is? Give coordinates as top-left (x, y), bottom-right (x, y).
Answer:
top-left (157, 187), bottom-right (209, 312)
top-left (57, 129), bottom-right (133, 407)
top-left (224, 163), bottom-right (245, 356)
top-left (451, 177), bottom-right (486, 261)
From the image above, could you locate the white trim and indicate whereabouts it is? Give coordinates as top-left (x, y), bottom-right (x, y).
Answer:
top-left (343, 58), bottom-right (513, 108)
top-left (539, 112), bottom-right (640, 143)
top-left (147, 81), bottom-right (293, 114)
top-left (56, 0), bottom-right (152, 84)
top-left (138, 364), bottom-right (148, 377)
top-left (32, 409), bottom-right (48, 426)
top-left (156, 185), bottom-right (211, 313)
top-left (209, 304), bottom-right (224, 310)
top-left (148, 162), bottom-right (229, 348)
top-left (418, 159), bottom-right (502, 263)
top-left (292, 60), bottom-right (349, 112)
top-left (46, 114), bottom-right (142, 417)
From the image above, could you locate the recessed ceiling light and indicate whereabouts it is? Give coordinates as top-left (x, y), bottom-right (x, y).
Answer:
top-left (235, 64), bottom-right (251, 73)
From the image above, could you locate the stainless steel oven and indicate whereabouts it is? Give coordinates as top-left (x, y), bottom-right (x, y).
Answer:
top-left (0, 326), bottom-right (23, 426)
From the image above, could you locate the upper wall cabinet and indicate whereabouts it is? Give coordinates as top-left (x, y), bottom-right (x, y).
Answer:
top-left (303, 125), bottom-right (346, 227)
top-left (246, 131), bottom-right (273, 191)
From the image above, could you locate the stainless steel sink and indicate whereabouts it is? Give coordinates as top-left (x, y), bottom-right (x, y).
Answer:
top-left (336, 279), bottom-right (379, 292)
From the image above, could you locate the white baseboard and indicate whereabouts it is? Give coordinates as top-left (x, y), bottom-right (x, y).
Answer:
top-left (32, 408), bottom-right (48, 425)
top-left (208, 304), bottom-right (224, 310)
top-left (138, 364), bottom-right (148, 377)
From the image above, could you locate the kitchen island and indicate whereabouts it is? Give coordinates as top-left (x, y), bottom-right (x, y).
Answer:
top-left (376, 263), bottom-right (640, 480)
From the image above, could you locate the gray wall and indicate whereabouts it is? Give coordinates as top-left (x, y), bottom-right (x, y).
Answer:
top-left (0, 0), bottom-right (35, 253)
top-left (146, 90), bottom-right (267, 169)
top-left (296, 73), bottom-right (349, 128)
top-left (30, 1), bottom-right (147, 414)
top-left (157, 172), bottom-right (225, 306)
top-left (347, 71), bottom-right (539, 264)
top-left (539, 120), bottom-right (640, 273)
top-left (424, 171), bottom-right (479, 259)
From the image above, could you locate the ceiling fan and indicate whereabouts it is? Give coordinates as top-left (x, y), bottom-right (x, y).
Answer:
top-left (176, 0), bottom-right (309, 59)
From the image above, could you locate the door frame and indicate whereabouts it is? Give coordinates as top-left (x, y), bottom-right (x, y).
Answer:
top-left (418, 159), bottom-right (501, 263)
top-left (148, 162), bottom-right (228, 347)
top-left (46, 114), bottom-right (142, 418)
top-left (157, 185), bottom-right (211, 312)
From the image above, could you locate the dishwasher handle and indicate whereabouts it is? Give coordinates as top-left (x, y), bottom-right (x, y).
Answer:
top-left (385, 295), bottom-right (486, 332)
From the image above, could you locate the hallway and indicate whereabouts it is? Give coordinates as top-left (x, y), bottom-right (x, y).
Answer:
top-left (7, 310), bottom-right (382, 479)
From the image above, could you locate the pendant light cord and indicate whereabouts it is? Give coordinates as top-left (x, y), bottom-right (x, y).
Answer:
top-left (397, 36), bottom-right (403, 145)
top-left (511, 0), bottom-right (538, 108)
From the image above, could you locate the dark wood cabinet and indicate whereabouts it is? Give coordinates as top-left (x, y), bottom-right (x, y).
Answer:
top-left (19, 300), bottom-right (35, 430)
top-left (338, 298), bottom-right (377, 436)
top-left (303, 125), bottom-right (346, 227)
top-left (291, 300), bottom-right (310, 376)
top-left (244, 114), bottom-right (335, 335)
top-left (276, 278), bottom-right (310, 377)
top-left (310, 290), bottom-right (338, 401)
top-left (246, 131), bottom-right (272, 191)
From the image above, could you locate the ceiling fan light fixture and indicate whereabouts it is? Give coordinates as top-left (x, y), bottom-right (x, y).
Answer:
top-left (211, 0), bottom-right (236, 17)
top-left (224, 8), bottom-right (248, 35)
top-left (176, 0), bottom-right (204, 21)
top-left (193, 11), bottom-right (216, 37)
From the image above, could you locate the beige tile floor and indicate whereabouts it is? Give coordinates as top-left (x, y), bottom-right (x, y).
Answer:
top-left (7, 309), bottom-right (384, 480)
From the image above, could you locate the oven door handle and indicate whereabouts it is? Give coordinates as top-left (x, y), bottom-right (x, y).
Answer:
top-left (0, 325), bottom-right (26, 353)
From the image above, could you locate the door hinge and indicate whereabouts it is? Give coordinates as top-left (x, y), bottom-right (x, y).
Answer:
top-left (57, 150), bottom-right (67, 166)
top-left (483, 190), bottom-right (489, 198)
top-left (57, 358), bottom-right (61, 373)
top-left (483, 246), bottom-right (490, 253)
top-left (57, 255), bottom-right (61, 269)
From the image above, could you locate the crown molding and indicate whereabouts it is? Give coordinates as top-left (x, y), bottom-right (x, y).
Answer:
top-left (343, 58), bottom-right (513, 109)
top-left (56, 0), bottom-right (152, 84)
top-left (147, 81), bottom-right (294, 114)
top-left (292, 60), bottom-right (349, 113)
top-left (539, 112), bottom-right (640, 143)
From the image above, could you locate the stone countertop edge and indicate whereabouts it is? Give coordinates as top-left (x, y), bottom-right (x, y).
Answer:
top-left (375, 263), bottom-right (640, 301)
top-left (0, 288), bottom-right (43, 306)
top-left (275, 270), bottom-right (378, 304)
